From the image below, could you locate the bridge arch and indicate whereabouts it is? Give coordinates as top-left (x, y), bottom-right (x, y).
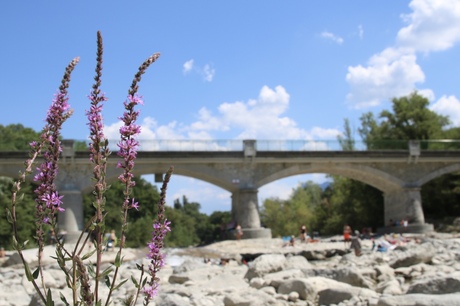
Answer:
top-left (415, 163), bottom-right (460, 186)
top-left (256, 163), bottom-right (404, 193)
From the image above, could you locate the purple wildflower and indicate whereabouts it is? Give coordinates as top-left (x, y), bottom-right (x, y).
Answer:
top-left (143, 167), bottom-right (173, 303)
top-left (130, 198), bottom-right (139, 210)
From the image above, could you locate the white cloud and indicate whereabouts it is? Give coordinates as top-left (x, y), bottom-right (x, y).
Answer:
top-left (321, 31), bottom-right (344, 44)
top-left (346, 0), bottom-right (460, 109)
top-left (346, 47), bottom-right (425, 109)
top-left (182, 60), bottom-right (215, 82)
top-left (104, 86), bottom-right (341, 153)
top-left (358, 25), bottom-right (364, 39)
top-left (202, 64), bottom-right (215, 82)
top-left (183, 59), bottom-right (194, 74)
top-left (397, 0), bottom-right (460, 53)
top-left (430, 95), bottom-right (460, 126)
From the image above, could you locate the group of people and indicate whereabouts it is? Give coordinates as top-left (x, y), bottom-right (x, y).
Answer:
top-left (388, 218), bottom-right (409, 227)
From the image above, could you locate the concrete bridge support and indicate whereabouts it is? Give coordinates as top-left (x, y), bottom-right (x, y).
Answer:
top-left (381, 187), bottom-right (434, 234)
top-left (231, 188), bottom-right (271, 239)
top-left (58, 189), bottom-right (84, 243)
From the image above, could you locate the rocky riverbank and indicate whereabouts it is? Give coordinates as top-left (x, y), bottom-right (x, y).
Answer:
top-left (1, 232), bottom-right (460, 305)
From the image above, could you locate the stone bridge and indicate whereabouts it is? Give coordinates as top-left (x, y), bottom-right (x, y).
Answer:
top-left (1, 139), bottom-right (460, 240)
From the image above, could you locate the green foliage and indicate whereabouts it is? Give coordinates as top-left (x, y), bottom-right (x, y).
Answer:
top-left (0, 124), bottom-right (40, 150)
top-left (359, 92), bottom-right (450, 149)
top-left (261, 181), bottom-right (322, 237)
top-left (0, 177), bottom-right (37, 249)
top-left (83, 177), bottom-right (161, 248)
top-left (83, 180), bottom-right (231, 248)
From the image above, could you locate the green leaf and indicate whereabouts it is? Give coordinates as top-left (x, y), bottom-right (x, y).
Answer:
top-left (100, 266), bottom-right (113, 279)
top-left (32, 267), bottom-right (39, 280)
top-left (24, 261), bottom-right (34, 282)
top-left (59, 292), bottom-right (69, 306)
top-left (141, 278), bottom-right (148, 287)
top-left (46, 289), bottom-right (54, 306)
top-left (105, 275), bottom-right (111, 288)
top-left (81, 248), bottom-right (97, 261)
top-left (87, 262), bottom-right (96, 278)
top-left (114, 251), bottom-right (123, 267)
top-left (131, 275), bottom-right (139, 288)
top-left (6, 208), bottom-right (13, 224)
top-left (113, 278), bottom-right (128, 291)
top-left (136, 263), bottom-right (142, 270)
top-left (12, 235), bottom-right (19, 251)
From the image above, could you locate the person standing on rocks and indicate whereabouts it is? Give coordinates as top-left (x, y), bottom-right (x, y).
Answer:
top-left (299, 225), bottom-right (307, 242)
top-left (350, 230), bottom-right (362, 256)
top-left (235, 224), bottom-right (243, 241)
top-left (343, 224), bottom-right (352, 248)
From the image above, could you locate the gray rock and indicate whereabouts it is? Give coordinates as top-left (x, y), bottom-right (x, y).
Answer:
top-left (155, 293), bottom-right (191, 306)
top-left (376, 279), bottom-right (403, 295)
top-left (288, 291), bottom-right (299, 302)
top-left (284, 255), bottom-right (311, 270)
top-left (377, 293), bottom-right (460, 306)
top-left (317, 283), bottom-right (379, 305)
top-left (223, 288), bottom-right (280, 306)
top-left (263, 269), bottom-right (304, 288)
top-left (334, 267), bottom-right (376, 289)
top-left (249, 277), bottom-right (264, 289)
top-left (244, 254), bottom-right (286, 280)
top-left (407, 271), bottom-right (460, 294)
top-left (389, 243), bottom-right (436, 268)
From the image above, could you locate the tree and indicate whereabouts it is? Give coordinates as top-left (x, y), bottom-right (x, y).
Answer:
top-left (337, 119), bottom-right (356, 151)
top-left (0, 124), bottom-right (40, 150)
top-left (359, 92), bottom-right (450, 149)
top-left (261, 181), bottom-right (322, 237)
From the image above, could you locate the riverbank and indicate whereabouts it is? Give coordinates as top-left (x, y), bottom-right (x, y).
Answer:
top-left (1, 232), bottom-right (460, 305)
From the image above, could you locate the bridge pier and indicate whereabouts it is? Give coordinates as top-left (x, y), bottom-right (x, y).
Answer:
top-left (381, 187), bottom-right (433, 234)
top-left (58, 189), bottom-right (84, 244)
top-left (232, 188), bottom-right (271, 239)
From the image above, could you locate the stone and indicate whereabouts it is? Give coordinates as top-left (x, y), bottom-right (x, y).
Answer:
top-left (263, 269), bottom-right (304, 288)
top-left (284, 255), bottom-right (311, 270)
top-left (316, 283), bottom-right (379, 305)
top-left (244, 254), bottom-right (286, 280)
top-left (388, 242), bottom-right (436, 268)
top-left (249, 277), bottom-right (264, 289)
top-left (334, 267), bottom-right (376, 289)
top-left (223, 288), bottom-right (280, 306)
top-left (407, 271), bottom-right (460, 294)
top-left (377, 293), bottom-right (460, 306)
top-left (376, 279), bottom-right (403, 295)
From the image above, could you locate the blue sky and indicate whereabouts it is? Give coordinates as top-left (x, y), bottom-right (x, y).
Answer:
top-left (1, 1), bottom-right (460, 214)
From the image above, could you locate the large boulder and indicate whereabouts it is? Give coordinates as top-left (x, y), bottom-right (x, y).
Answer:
top-left (377, 293), bottom-right (460, 306)
top-left (407, 271), bottom-right (460, 294)
top-left (389, 243), bottom-right (436, 269)
top-left (334, 267), bottom-right (376, 289)
top-left (244, 254), bottom-right (286, 280)
top-left (277, 276), bottom-right (378, 303)
top-left (318, 286), bottom-right (379, 306)
top-left (283, 255), bottom-right (311, 270)
top-left (223, 288), bottom-right (282, 306)
top-left (376, 278), bottom-right (404, 295)
top-left (263, 269), bottom-right (304, 288)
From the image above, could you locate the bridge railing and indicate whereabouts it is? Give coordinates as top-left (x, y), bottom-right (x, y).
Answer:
top-left (76, 139), bottom-right (460, 152)
top-left (2, 139), bottom-right (460, 152)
